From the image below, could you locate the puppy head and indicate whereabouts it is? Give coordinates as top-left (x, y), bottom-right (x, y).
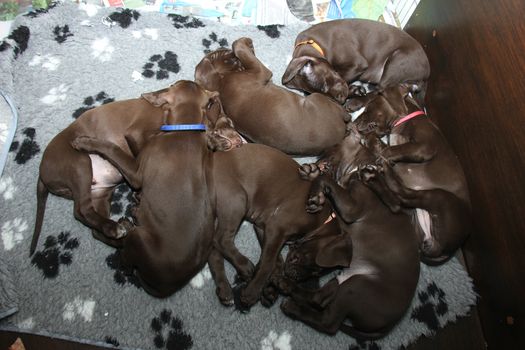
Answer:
top-left (205, 102), bottom-right (245, 152)
top-left (329, 124), bottom-right (377, 187)
top-left (194, 49), bottom-right (243, 91)
top-left (282, 56), bottom-right (348, 103)
top-left (284, 230), bottom-right (352, 282)
top-left (353, 84), bottom-right (413, 137)
top-left (142, 80), bottom-right (219, 125)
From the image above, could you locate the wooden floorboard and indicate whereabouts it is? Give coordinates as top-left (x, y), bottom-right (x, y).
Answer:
top-left (404, 0), bottom-right (525, 348)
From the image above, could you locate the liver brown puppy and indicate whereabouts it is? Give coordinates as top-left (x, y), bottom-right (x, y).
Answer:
top-left (279, 126), bottom-right (420, 339)
top-left (208, 143), bottom-right (334, 308)
top-left (353, 85), bottom-right (471, 264)
top-left (71, 80), bottom-right (243, 297)
top-left (194, 37), bottom-right (347, 156)
top-left (31, 82), bottom-right (242, 255)
top-left (282, 19), bottom-right (430, 105)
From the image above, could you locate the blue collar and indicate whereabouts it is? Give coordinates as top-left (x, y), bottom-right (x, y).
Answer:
top-left (160, 124), bottom-right (207, 131)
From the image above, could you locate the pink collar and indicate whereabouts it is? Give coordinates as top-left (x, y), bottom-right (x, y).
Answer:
top-left (393, 110), bottom-right (426, 128)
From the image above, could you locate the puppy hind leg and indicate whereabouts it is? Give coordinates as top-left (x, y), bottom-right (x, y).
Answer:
top-left (70, 156), bottom-right (127, 240)
top-left (232, 38), bottom-right (272, 81)
top-left (215, 220), bottom-right (255, 282)
top-left (381, 166), bottom-right (470, 260)
top-left (89, 188), bottom-right (125, 248)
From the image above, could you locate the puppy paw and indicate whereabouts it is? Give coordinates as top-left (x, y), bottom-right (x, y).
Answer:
top-left (280, 298), bottom-right (300, 319)
top-left (216, 285), bottom-right (234, 307)
top-left (306, 191), bottom-right (326, 213)
top-left (260, 285), bottom-right (279, 308)
top-left (115, 218), bottom-right (133, 239)
top-left (239, 286), bottom-right (259, 309)
top-left (298, 163), bottom-right (321, 181)
top-left (275, 277), bottom-right (294, 295)
top-left (235, 259), bottom-right (255, 282)
top-left (71, 136), bottom-right (99, 152)
top-left (232, 37), bottom-right (254, 54)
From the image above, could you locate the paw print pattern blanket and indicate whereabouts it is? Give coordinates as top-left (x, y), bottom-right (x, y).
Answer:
top-left (0, 2), bottom-right (477, 350)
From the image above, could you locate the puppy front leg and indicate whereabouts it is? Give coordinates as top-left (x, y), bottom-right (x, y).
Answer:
top-left (358, 164), bottom-right (402, 213)
top-left (308, 175), bottom-right (361, 224)
top-left (232, 37), bottom-right (273, 82)
top-left (207, 248), bottom-right (234, 306)
top-left (71, 136), bottom-right (142, 189)
top-left (240, 233), bottom-right (285, 308)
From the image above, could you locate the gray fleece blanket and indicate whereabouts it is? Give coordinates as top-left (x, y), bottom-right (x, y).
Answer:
top-left (0, 2), bottom-right (477, 349)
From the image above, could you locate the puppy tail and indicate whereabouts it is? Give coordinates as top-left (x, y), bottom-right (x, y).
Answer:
top-left (30, 177), bottom-right (48, 256)
top-left (339, 323), bottom-right (390, 341)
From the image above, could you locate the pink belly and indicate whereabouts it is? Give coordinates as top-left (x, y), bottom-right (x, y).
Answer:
top-left (89, 154), bottom-right (123, 190)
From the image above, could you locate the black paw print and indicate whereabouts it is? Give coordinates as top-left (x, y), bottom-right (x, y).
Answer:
top-left (53, 25), bottom-right (73, 44)
top-left (106, 251), bottom-right (141, 289)
top-left (9, 127), bottom-right (40, 165)
top-left (110, 183), bottom-right (135, 219)
top-left (257, 24), bottom-right (284, 38)
top-left (349, 339), bottom-right (381, 350)
top-left (168, 14), bottom-right (205, 29)
top-left (202, 32), bottom-right (228, 54)
top-left (0, 26), bottom-right (30, 58)
top-left (106, 9), bottom-right (141, 28)
top-left (72, 91), bottom-right (115, 119)
top-left (411, 282), bottom-right (449, 331)
top-left (104, 336), bottom-right (120, 348)
top-left (31, 231), bottom-right (80, 279)
top-left (142, 51), bottom-right (180, 80)
top-left (151, 309), bottom-right (193, 350)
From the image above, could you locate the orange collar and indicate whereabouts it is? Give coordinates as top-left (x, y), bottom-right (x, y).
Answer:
top-left (295, 39), bottom-right (325, 57)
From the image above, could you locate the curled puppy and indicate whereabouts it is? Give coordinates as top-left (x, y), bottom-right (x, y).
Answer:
top-left (279, 127), bottom-right (420, 339)
top-left (282, 19), bottom-right (430, 105)
top-left (195, 37), bottom-right (347, 156)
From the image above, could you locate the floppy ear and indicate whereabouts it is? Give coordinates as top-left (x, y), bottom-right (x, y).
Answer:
top-left (378, 85), bottom-right (410, 116)
top-left (141, 88), bottom-right (169, 107)
top-left (195, 58), bottom-right (221, 91)
top-left (315, 234), bottom-right (352, 268)
top-left (399, 83), bottom-right (423, 110)
top-left (344, 91), bottom-right (379, 113)
top-left (282, 56), bottom-right (313, 85)
top-left (205, 94), bottom-right (223, 124)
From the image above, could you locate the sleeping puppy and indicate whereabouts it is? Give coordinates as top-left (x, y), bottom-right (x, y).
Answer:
top-left (70, 80), bottom-right (244, 297)
top-left (31, 82), bottom-right (242, 254)
top-left (277, 125), bottom-right (420, 339)
top-left (194, 37), bottom-right (347, 156)
top-left (282, 19), bottom-right (430, 106)
top-left (353, 85), bottom-right (471, 264)
top-left (208, 142), bottom-right (334, 308)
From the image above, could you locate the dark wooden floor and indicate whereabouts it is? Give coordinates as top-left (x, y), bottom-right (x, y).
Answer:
top-left (404, 0), bottom-right (525, 349)
top-left (3, 0), bottom-right (525, 349)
